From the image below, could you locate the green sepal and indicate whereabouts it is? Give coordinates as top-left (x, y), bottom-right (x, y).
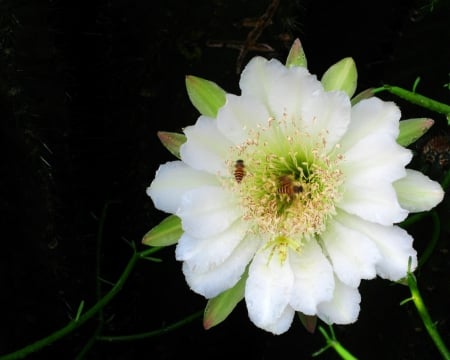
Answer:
top-left (397, 118), bottom-right (434, 147)
top-left (203, 267), bottom-right (248, 329)
top-left (297, 312), bottom-right (317, 334)
top-left (350, 88), bottom-right (375, 106)
top-left (321, 57), bottom-right (357, 98)
top-left (142, 215), bottom-right (183, 247)
top-left (285, 38), bottom-right (307, 68)
top-left (185, 75), bottom-right (226, 118)
top-left (157, 131), bottom-right (186, 159)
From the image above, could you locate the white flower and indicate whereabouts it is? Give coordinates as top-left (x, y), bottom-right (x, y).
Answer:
top-left (147, 56), bottom-right (444, 334)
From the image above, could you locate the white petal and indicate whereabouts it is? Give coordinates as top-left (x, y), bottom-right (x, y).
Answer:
top-left (237, 56), bottom-right (352, 152)
top-left (216, 94), bottom-right (271, 145)
top-left (175, 219), bottom-right (248, 272)
top-left (182, 233), bottom-right (261, 298)
top-left (269, 74), bottom-right (351, 151)
top-left (316, 277), bottom-right (361, 325)
top-left (289, 240), bottom-right (334, 315)
top-left (341, 133), bottom-right (412, 183)
top-left (394, 169), bottom-right (444, 212)
top-left (335, 210), bottom-right (417, 280)
top-left (338, 181), bottom-right (408, 225)
top-left (245, 245), bottom-right (295, 333)
top-left (265, 64), bottom-right (322, 122)
top-left (180, 116), bottom-right (233, 175)
top-left (256, 305), bottom-right (295, 335)
top-left (239, 57), bottom-right (288, 105)
top-left (177, 186), bottom-right (241, 238)
top-left (147, 161), bottom-right (219, 214)
top-left (338, 132), bottom-right (411, 225)
top-left (320, 219), bottom-right (381, 287)
top-left (339, 97), bottom-right (401, 152)
top-left (299, 90), bottom-right (351, 151)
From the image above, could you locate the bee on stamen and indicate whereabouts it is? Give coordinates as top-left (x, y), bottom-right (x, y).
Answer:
top-left (278, 175), bottom-right (303, 196)
top-left (234, 159), bottom-right (246, 183)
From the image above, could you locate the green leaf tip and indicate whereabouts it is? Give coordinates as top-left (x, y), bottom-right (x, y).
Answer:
top-left (157, 131), bottom-right (186, 159)
top-left (185, 75), bottom-right (226, 118)
top-left (321, 57), bottom-right (357, 98)
top-left (142, 215), bottom-right (183, 247)
top-left (397, 118), bottom-right (434, 147)
top-left (203, 269), bottom-right (247, 329)
top-left (286, 38), bottom-right (307, 68)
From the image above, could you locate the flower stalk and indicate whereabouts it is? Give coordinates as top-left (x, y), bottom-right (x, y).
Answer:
top-left (373, 84), bottom-right (450, 123)
top-left (313, 325), bottom-right (358, 360)
top-left (0, 246), bottom-right (161, 360)
top-left (402, 259), bottom-right (450, 360)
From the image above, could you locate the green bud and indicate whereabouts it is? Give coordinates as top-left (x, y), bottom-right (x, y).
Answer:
top-left (142, 215), bottom-right (183, 247)
top-left (203, 268), bottom-right (248, 329)
top-left (397, 118), bottom-right (434, 147)
top-left (285, 38), bottom-right (307, 68)
top-left (185, 75), bottom-right (226, 118)
top-left (321, 57), bottom-right (357, 98)
top-left (157, 131), bottom-right (186, 159)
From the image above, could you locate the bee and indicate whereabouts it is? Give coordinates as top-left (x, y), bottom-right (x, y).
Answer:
top-left (234, 159), bottom-right (246, 183)
top-left (278, 175), bottom-right (303, 196)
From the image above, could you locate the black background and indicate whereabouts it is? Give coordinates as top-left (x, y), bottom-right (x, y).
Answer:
top-left (1, 0), bottom-right (449, 359)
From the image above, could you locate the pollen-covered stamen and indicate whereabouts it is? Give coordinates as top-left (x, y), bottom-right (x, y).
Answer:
top-left (225, 116), bottom-right (345, 263)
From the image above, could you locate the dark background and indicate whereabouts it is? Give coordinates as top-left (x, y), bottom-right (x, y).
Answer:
top-left (1, 0), bottom-right (449, 359)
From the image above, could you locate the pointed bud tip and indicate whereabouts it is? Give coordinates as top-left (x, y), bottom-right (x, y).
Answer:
top-left (321, 57), bottom-right (358, 97)
top-left (185, 75), bottom-right (226, 117)
top-left (397, 118), bottom-right (435, 147)
top-left (157, 131), bottom-right (186, 159)
top-left (203, 316), bottom-right (213, 330)
top-left (286, 38), bottom-right (307, 68)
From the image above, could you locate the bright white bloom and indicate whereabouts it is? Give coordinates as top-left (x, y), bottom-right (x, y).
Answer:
top-left (147, 56), bottom-right (444, 334)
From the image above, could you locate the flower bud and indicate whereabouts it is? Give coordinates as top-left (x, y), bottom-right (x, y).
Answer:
top-left (321, 57), bottom-right (357, 98)
top-left (185, 75), bottom-right (226, 117)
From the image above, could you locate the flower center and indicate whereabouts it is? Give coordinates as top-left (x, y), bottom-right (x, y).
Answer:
top-left (226, 116), bottom-right (344, 262)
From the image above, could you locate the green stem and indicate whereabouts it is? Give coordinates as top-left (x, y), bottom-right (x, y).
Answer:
top-left (313, 325), bottom-right (358, 360)
top-left (97, 310), bottom-right (203, 342)
top-left (418, 211), bottom-right (440, 268)
top-left (407, 269), bottom-right (450, 360)
top-left (76, 203), bottom-right (116, 358)
top-left (0, 246), bottom-right (161, 360)
top-left (373, 85), bottom-right (450, 120)
top-left (399, 211), bottom-right (428, 228)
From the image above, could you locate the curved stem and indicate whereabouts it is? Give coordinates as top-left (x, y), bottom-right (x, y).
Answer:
top-left (418, 211), bottom-right (440, 268)
top-left (97, 310), bottom-right (203, 342)
top-left (407, 268), bottom-right (450, 360)
top-left (0, 246), bottom-right (161, 360)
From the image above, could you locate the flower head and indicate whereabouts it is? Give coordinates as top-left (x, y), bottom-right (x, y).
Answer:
top-left (147, 41), bottom-right (444, 334)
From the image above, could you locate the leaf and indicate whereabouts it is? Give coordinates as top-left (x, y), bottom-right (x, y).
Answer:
top-left (203, 268), bottom-right (248, 329)
top-left (185, 75), bottom-right (226, 118)
top-left (157, 131), bottom-right (186, 159)
top-left (142, 215), bottom-right (183, 247)
top-left (397, 118), bottom-right (434, 147)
